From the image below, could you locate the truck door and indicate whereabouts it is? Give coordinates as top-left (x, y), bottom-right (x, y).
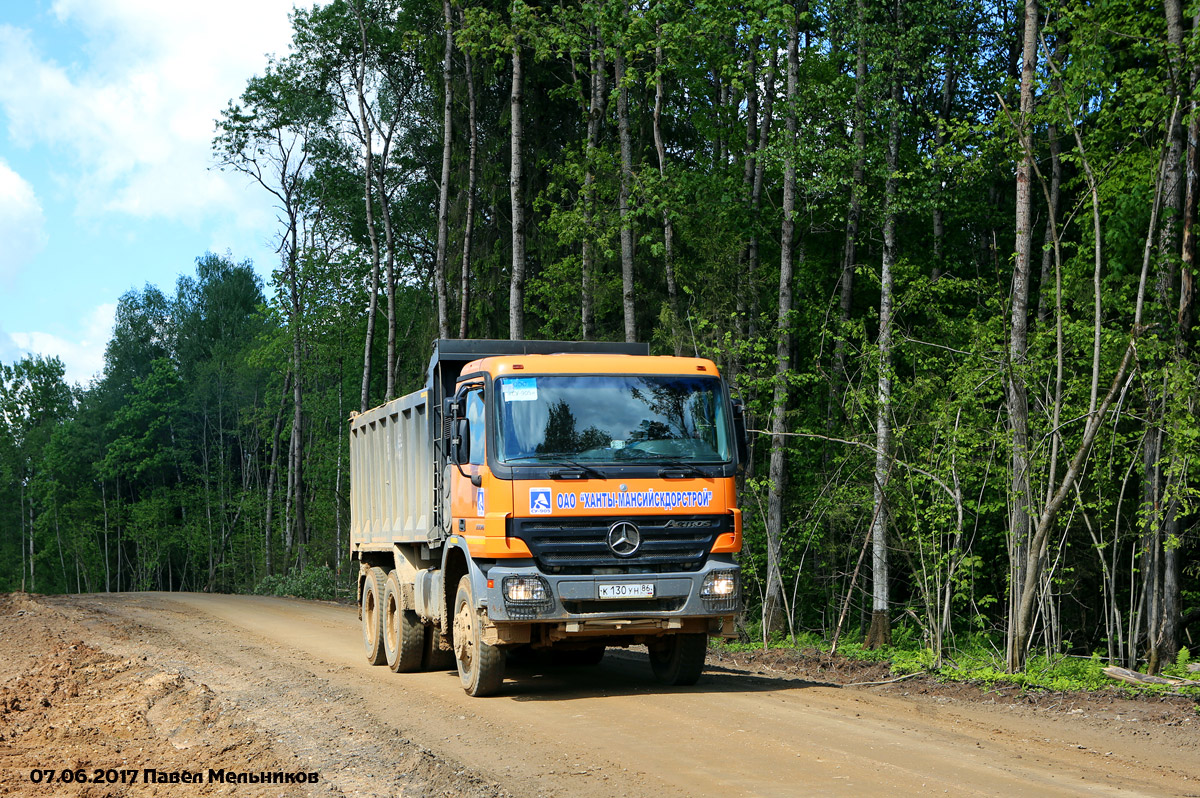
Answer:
top-left (451, 387), bottom-right (488, 525)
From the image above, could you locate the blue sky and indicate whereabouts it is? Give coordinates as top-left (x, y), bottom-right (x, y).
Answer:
top-left (0, 0), bottom-right (305, 385)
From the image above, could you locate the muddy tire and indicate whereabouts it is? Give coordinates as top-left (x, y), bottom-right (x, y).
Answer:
top-left (384, 571), bottom-right (424, 673)
top-left (452, 575), bottom-right (505, 696)
top-left (649, 633), bottom-right (706, 686)
top-left (361, 566), bottom-right (388, 666)
top-left (422, 626), bottom-right (457, 672)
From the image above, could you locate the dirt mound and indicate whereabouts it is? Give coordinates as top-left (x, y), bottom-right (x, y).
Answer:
top-left (0, 599), bottom-right (308, 797)
top-left (709, 645), bottom-right (896, 684)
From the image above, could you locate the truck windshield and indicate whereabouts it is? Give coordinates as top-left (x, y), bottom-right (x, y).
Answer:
top-left (494, 374), bottom-right (731, 464)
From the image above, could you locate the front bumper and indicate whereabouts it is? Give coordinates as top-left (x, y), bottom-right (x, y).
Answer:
top-left (481, 555), bottom-right (740, 623)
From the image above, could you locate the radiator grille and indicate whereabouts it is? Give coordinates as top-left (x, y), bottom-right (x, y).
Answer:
top-left (509, 514), bottom-right (728, 574)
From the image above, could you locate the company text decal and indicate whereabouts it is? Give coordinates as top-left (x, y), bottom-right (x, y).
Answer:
top-left (576, 488), bottom-right (713, 512)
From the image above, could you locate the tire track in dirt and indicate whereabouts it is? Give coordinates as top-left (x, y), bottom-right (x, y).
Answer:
top-left (6, 592), bottom-right (1200, 798)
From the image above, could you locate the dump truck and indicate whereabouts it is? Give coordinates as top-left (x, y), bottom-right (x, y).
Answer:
top-left (349, 339), bottom-right (747, 696)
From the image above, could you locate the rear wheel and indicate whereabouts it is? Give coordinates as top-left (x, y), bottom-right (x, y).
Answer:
top-left (361, 566), bottom-right (388, 666)
top-left (383, 571), bottom-right (424, 673)
top-left (452, 575), bottom-right (505, 696)
top-left (649, 633), bottom-right (707, 686)
top-left (422, 627), bottom-right (457, 671)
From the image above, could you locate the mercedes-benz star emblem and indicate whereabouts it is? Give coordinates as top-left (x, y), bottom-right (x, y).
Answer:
top-left (607, 521), bottom-right (641, 557)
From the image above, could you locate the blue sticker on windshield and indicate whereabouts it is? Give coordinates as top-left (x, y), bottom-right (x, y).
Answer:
top-left (501, 378), bottom-right (538, 402)
top-left (530, 487), bottom-right (552, 515)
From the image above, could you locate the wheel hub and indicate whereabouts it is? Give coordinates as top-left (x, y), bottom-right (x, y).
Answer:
top-left (453, 601), bottom-right (473, 668)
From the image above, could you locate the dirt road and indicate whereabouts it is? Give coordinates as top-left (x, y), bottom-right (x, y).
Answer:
top-left (2, 592), bottom-right (1198, 797)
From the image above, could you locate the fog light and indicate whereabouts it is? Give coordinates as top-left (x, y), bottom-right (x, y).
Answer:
top-left (502, 575), bottom-right (554, 619)
top-left (701, 570), bottom-right (739, 611)
top-left (504, 576), bottom-right (548, 602)
top-left (702, 571), bottom-right (737, 597)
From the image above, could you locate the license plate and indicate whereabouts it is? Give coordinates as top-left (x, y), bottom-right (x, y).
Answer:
top-left (598, 583), bottom-right (655, 599)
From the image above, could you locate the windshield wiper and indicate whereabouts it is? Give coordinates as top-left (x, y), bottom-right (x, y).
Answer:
top-left (616, 448), bottom-right (708, 476)
top-left (653, 457), bottom-right (707, 478)
top-left (519, 453), bottom-right (607, 480)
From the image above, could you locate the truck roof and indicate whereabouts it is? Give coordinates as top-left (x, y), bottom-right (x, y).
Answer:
top-left (461, 353), bottom-right (722, 379)
top-left (426, 339), bottom-right (649, 396)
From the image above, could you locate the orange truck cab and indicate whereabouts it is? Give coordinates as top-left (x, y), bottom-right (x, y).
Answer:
top-left (350, 339), bottom-right (746, 695)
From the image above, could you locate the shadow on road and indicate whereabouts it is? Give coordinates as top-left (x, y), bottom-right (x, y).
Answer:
top-left (502, 650), bottom-right (836, 701)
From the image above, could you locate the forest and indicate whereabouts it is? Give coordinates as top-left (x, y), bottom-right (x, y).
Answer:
top-left (1, 0), bottom-right (1198, 676)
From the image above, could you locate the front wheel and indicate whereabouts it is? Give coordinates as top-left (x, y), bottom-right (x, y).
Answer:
top-left (452, 575), bottom-right (505, 696)
top-left (649, 633), bottom-right (707, 686)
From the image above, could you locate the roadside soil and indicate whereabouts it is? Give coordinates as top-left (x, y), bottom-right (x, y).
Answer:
top-left (1, 591), bottom-right (1197, 798)
top-left (710, 646), bottom-right (1200, 730)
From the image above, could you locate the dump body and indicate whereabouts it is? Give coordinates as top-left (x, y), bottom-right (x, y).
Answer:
top-left (349, 339), bottom-right (745, 695)
top-left (349, 387), bottom-right (433, 547)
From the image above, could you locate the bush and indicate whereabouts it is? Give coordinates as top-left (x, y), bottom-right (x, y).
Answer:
top-left (1164, 647), bottom-right (1199, 681)
top-left (252, 565), bottom-right (338, 601)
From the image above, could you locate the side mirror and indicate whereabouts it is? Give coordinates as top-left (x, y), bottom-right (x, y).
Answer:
top-left (451, 418), bottom-right (471, 465)
top-left (731, 397), bottom-right (750, 469)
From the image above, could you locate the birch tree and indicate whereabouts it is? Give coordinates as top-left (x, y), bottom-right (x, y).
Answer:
top-left (1004, 0), bottom-right (1037, 670)
top-left (763, 3), bottom-right (801, 640)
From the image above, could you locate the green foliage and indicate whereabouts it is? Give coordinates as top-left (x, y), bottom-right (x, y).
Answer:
top-left (1163, 648), bottom-right (1199, 681)
top-left (253, 565), bottom-right (340, 601)
top-left (1, 0), bottom-right (1195, 695)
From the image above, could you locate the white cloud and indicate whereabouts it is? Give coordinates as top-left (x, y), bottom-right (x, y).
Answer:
top-left (0, 1), bottom-right (299, 225)
top-left (0, 158), bottom-right (47, 286)
top-left (0, 327), bottom-right (22, 367)
top-left (7, 303), bottom-right (116, 386)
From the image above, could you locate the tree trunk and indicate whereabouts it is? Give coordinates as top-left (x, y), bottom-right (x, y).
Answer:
top-left (459, 32), bottom-right (477, 340)
top-left (932, 34), bottom-right (955, 281)
top-left (434, 0), bottom-right (453, 340)
top-left (831, 0), bottom-right (866, 425)
top-left (736, 32), bottom-right (760, 343)
top-left (101, 481), bottom-right (110, 592)
top-left (264, 373), bottom-right (289, 577)
top-left (747, 48), bottom-right (776, 331)
top-left (1148, 0), bottom-right (1188, 675)
top-left (764, 7), bottom-right (800, 642)
top-left (866, 74), bottom-right (901, 651)
top-left (1182, 5), bottom-right (1200, 348)
top-left (376, 147), bottom-right (400, 399)
top-left (582, 30), bottom-right (606, 341)
top-left (509, 32), bottom-right (526, 340)
top-left (288, 215), bottom-right (306, 570)
top-left (653, 25), bottom-right (680, 355)
top-left (1005, 0), bottom-right (1037, 671)
top-left (616, 36), bottom-right (636, 343)
top-left (354, 14), bottom-right (380, 413)
top-left (1036, 112), bottom-right (1062, 327)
